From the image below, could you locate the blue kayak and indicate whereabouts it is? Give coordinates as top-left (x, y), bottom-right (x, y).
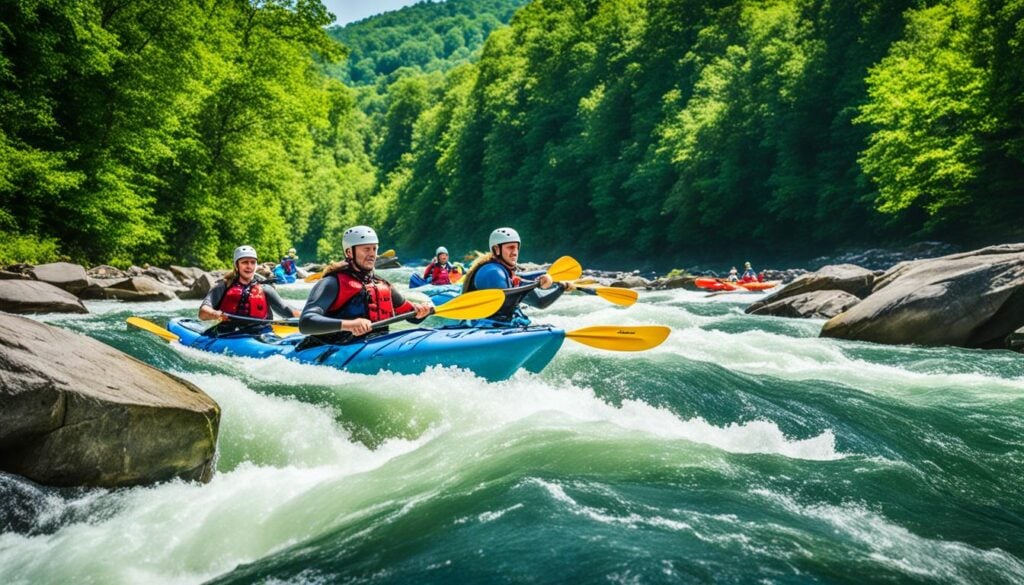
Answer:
top-left (167, 318), bottom-right (564, 382)
top-left (272, 267), bottom-right (297, 284)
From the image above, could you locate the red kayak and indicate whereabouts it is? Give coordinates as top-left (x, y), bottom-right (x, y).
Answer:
top-left (695, 278), bottom-right (779, 292)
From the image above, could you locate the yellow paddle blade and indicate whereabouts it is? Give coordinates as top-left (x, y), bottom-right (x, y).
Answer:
top-left (304, 271), bottom-right (323, 282)
top-left (380, 249), bottom-right (396, 258)
top-left (272, 324), bottom-right (300, 336)
top-left (432, 289), bottom-right (505, 320)
top-left (126, 317), bottom-right (179, 343)
top-left (573, 278), bottom-right (599, 285)
top-left (591, 286), bottom-right (639, 307)
top-left (547, 256), bottom-right (583, 281)
top-left (565, 325), bottom-right (670, 352)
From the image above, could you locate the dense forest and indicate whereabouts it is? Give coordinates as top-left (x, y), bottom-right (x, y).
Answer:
top-left (378, 0), bottom-right (1024, 265)
top-left (1, 0), bottom-right (1022, 269)
top-left (325, 0), bottom-right (527, 88)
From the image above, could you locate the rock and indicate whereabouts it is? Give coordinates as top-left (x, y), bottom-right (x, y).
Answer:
top-left (144, 266), bottom-right (185, 289)
top-left (1007, 326), bottom-right (1024, 352)
top-left (179, 273), bottom-right (219, 300)
top-left (821, 244), bottom-right (1024, 348)
top-left (87, 265), bottom-right (128, 279)
top-left (27, 262), bottom-right (89, 294)
top-left (611, 275), bottom-right (650, 289)
top-left (81, 276), bottom-right (178, 302)
top-left (375, 256), bottom-right (401, 269)
top-left (0, 313), bottom-right (219, 487)
top-left (748, 290), bottom-right (861, 319)
top-left (169, 265), bottom-right (207, 287)
top-left (746, 264), bottom-right (875, 314)
top-left (648, 276), bottom-right (694, 290)
top-left (0, 271), bottom-right (28, 280)
top-left (0, 280), bottom-right (89, 314)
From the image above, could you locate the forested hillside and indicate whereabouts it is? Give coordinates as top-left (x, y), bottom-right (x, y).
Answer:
top-left (326, 0), bottom-right (527, 87)
top-left (1, 0), bottom-right (1021, 269)
top-left (0, 0), bottom-right (375, 266)
top-left (377, 0), bottom-right (1024, 265)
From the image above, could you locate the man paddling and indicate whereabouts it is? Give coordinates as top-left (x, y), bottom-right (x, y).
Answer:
top-left (299, 225), bottom-right (432, 343)
top-left (462, 227), bottom-right (574, 326)
top-left (199, 245), bottom-right (299, 330)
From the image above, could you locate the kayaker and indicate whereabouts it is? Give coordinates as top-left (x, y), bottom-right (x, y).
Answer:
top-left (199, 245), bottom-right (300, 328)
top-left (299, 225), bottom-right (432, 343)
top-left (728, 267), bottom-right (739, 282)
top-left (423, 246), bottom-right (456, 285)
top-left (741, 261), bottom-right (757, 283)
top-left (462, 227), bottom-right (573, 326)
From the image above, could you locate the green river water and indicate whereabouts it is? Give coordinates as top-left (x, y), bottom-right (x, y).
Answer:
top-left (2, 266), bottom-right (1022, 584)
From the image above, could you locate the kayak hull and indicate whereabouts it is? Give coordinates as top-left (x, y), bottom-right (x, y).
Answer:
top-left (167, 318), bottom-right (564, 381)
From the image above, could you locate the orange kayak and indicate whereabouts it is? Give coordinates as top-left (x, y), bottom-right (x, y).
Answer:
top-left (695, 278), bottom-right (779, 292)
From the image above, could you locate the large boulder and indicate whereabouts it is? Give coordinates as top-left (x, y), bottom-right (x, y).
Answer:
top-left (0, 280), bottom-right (88, 314)
top-left (1008, 326), bottom-right (1024, 353)
top-left (169, 265), bottom-right (207, 287)
top-left (748, 290), bottom-right (861, 319)
top-left (746, 264), bottom-right (875, 315)
top-left (87, 276), bottom-right (178, 302)
top-left (821, 244), bottom-right (1024, 348)
top-left (0, 313), bottom-right (219, 487)
top-left (28, 262), bottom-right (89, 294)
top-left (179, 273), bottom-right (219, 300)
top-left (87, 265), bottom-right (128, 279)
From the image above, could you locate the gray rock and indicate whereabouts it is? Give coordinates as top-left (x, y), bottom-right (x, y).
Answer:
top-left (179, 273), bottom-right (219, 300)
top-left (0, 313), bottom-right (219, 487)
top-left (821, 244), bottom-right (1024, 348)
top-left (747, 264), bottom-right (874, 315)
top-left (748, 290), bottom-right (861, 319)
top-left (28, 262), bottom-right (89, 294)
top-left (0, 280), bottom-right (88, 314)
top-left (1007, 326), bottom-right (1024, 352)
top-left (611, 275), bottom-right (650, 289)
top-left (648, 276), bottom-right (694, 290)
top-left (375, 256), bottom-right (401, 270)
top-left (169, 265), bottom-right (207, 287)
top-left (87, 265), bottom-right (128, 279)
top-left (144, 266), bottom-right (185, 289)
top-left (81, 276), bottom-right (178, 302)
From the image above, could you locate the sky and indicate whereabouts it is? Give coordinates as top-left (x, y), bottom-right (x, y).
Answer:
top-left (320, 0), bottom-right (425, 26)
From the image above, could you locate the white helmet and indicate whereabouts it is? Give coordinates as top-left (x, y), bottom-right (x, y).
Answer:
top-left (489, 227), bottom-right (520, 249)
top-left (436, 246), bottom-right (448, 256)
top-left (342, 225), bottom-right (379, 252)
top-left (232, 245), bottom-right (258, 265)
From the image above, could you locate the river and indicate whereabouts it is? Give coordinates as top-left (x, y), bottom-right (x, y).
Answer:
top-left (2, 265), bottom-right (1023, 584)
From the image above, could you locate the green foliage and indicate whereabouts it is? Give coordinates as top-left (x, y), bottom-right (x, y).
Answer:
top-left (380, 0), bottom-right (1021, 265)
top-left (857, 0), bottom-right (1024, 239)
top-left (0, 0), bottom-right (376, 267)
top-left (325, 0), bottom-right (527, 86)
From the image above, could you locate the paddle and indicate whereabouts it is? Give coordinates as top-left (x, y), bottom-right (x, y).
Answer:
top-left (564, 325), bottom-right (670, 351)
top-left (126, 317), bottom-right (179, 342)
top-left (221, 314), bottom-right (301, 336)
top-left (379, 249), bottom-right (396, 258)
top-left (371, 289), bottom-right (505, 330)
top-left (576, 286), bottom-right (638, 307)
top-left (502, 256), bottom-right (583, 297)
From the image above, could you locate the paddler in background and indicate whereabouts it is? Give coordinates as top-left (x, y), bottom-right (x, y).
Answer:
top-left (727, 266), bottom-right (739, 282)
top-left (199, 245), bottom-right (299, 331)
top-left (422, 246), bottom-right (457, 285)
top-left (462, 227), bottom-right (575, 327)
top-left (298, 225), bottom-right (432, 344)
top-left (740, 261), bottom-right (757, 283)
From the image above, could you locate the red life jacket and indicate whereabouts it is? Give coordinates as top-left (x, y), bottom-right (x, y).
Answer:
top-left (328, 270), bottom-right (404, 321)
top-left (425, 262), bottom-right (453, 285)
top-left (217, 280), bottom-right (269, 319)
